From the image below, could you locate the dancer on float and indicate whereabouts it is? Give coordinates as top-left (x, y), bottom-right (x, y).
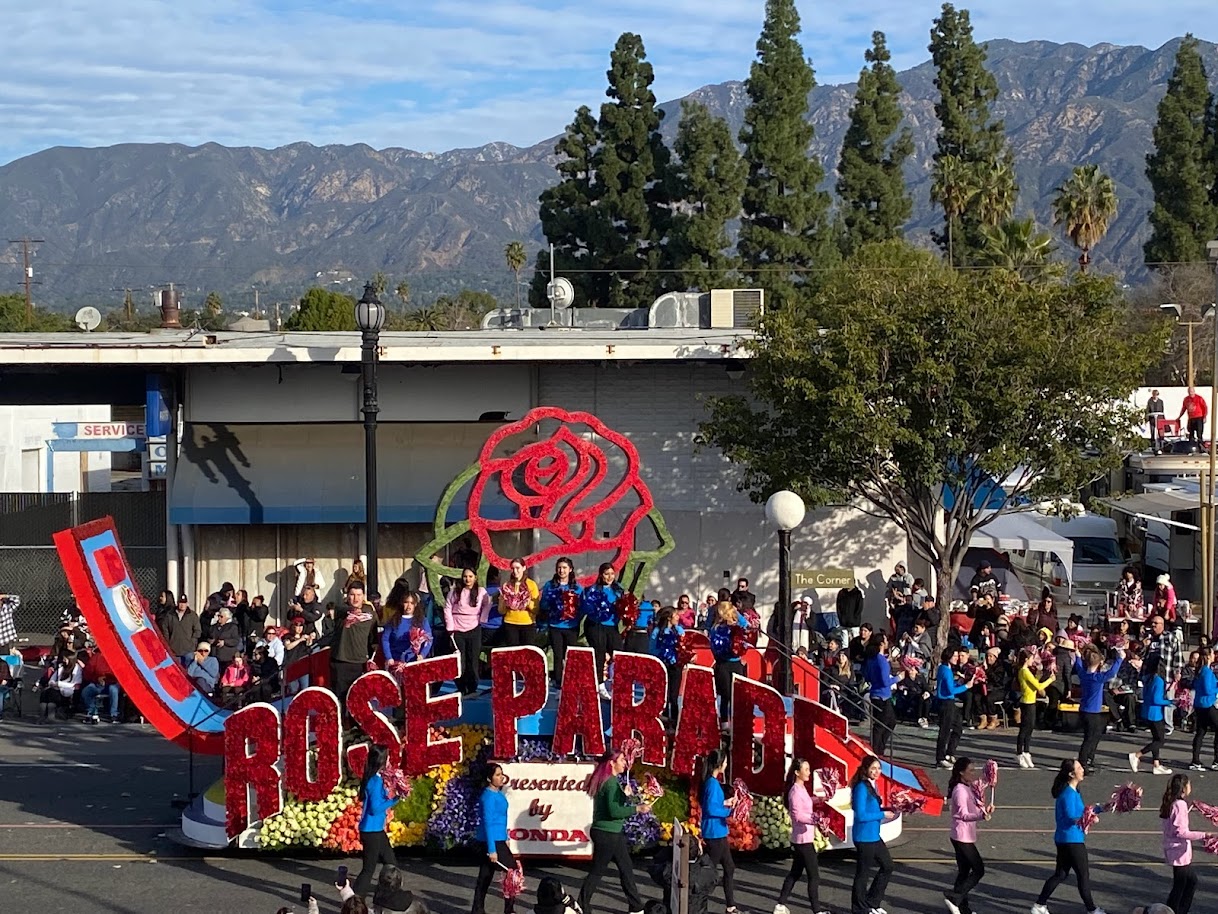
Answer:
top-left (499, 559), bottom-right (540, 649)
top-left (1015, 648), bottom-right (1055, 769)
top-left (578, 749), bottom-right (649, 914)
top-left (850, 755), bottom-right (897, 914)
top-left (774, 757), bottom-right (829, 914)
top-left (1030, 758), bottom-right (1106, 914)
top-left (539, 557), bottom-right (581, 688)
top-left (1159, 773), bottom-right (1212, 914)
top-left (580, 563), bottom-right (623, 698)
top-left (945, 757), bottom-right (993, 914)
top-left (649, 605), bottom-right (685, 721)
top-left (352, 745), bottom-right (397, 900)
top-left (382, 589), bottom-right (432, 666)
top-left (701, 748), bottom-right (740, 914)
top-left (445, 568), bottom-right (490, 696)
top-left (709, 602), bottom-right (746, 726)
top-left (471, 762), bottom-right (516, 914)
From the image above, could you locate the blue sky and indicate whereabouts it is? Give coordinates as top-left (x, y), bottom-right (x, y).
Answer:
top-left (1, 0), bottom-right (1214, 164)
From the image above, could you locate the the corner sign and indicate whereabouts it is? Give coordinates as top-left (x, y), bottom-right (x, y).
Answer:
top-left (793, 567), bottom-right (854, 589)
top-left (505, 762), bottom-right (594, 857)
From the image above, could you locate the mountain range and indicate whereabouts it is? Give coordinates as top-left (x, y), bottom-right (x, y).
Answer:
top-left (1, 36), bottom-right (1216, 311)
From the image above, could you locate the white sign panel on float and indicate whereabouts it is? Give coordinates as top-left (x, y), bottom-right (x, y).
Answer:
top-left (504, 762), bottom-right (596, 857)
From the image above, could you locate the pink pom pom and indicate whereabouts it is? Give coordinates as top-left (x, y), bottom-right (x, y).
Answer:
top-left (982, 760), bottom-right (999, 789)
top-left (501, 863), bottom-right (525, 900)
top-left (1079, 806), bottom-right (1100, 834)
top-left (730, 778), bottom-right (753, 822)
top-left (1203, 834), bottom-right (1218, 856)
top-left (816, 767), bottom-right (843, 798)
top-left (1192, 800), bottom-right (1218, 827)
top-left (619, 737), bottom-right (643, 769)
top-left (641, 773), bottom-right (665, 804)
top-left (1176, 690), bottom-right (1194, 713)
top-left (1106, 783), bottom-right (1142, 814)
top-left (382, 766), bottom-right (413, 800)
top-left (888, 788), bottom-right (926, 816)
top-left (900, 655), bottom-right (923, 673)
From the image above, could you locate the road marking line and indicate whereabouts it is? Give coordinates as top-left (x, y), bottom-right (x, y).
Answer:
top-left (0, 824), bottom-right (165, 829)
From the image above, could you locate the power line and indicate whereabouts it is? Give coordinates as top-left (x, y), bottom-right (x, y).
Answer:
top-left (7, 237), bottom-right (45, 318)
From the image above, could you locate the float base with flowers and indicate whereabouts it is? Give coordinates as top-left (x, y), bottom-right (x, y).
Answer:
top-left (53, 404), bottom-right (942, 860)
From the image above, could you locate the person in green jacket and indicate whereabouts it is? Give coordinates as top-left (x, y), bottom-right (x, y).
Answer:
top-left (578, 750), bottom-right (652, 914)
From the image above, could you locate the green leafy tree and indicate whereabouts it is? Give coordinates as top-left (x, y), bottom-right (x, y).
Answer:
top-left (504, 241), bottom-right (527, 308)
top-left (203, 291), bottom-right (223, 318)
top-left (1052, 164), bottom-right (1119, 272)
top-left (530, 105), bottom-right (600, 308)
top-left (0, 293), bottom-right (74, 331)
top-left (737, 0), bottom-right (834, 305)
top-left (285, 287), bottom-right (357, 331)
top-left (698, 240), bottom-right (1165, 652)
top-left (929, 154), bottom-right (978, 267)
top-left (977, 217), bottom-right (1059, 282)
top-left (928, 3), bottom-right (1016, 264)
top-left (587, 32), bottom-right (675, 309)
top-left (836, 31), bottom-right (914, 257)
top-left (394, 290), bottom-right (497, 331)
top-left (1144, 35), bottom-right (1217, 269)
top-left (670, 100), bottom-right (747, 291)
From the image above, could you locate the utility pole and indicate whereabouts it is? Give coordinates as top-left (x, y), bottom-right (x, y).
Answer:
top-left (8, 237), bottom-right (44, 318)
top-left (253, 287), bottom-right (261, 317)
top-left (111, 288), bottom-right (136, 321)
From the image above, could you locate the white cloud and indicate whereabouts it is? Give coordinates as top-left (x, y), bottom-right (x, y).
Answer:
top-left (0, 0), bottom-right (1213, 163)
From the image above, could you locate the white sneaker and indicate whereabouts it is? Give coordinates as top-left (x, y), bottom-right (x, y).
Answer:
top-left (1088, 908), bottom-right (1108, 914)
top-left (1025, 754), bottom-right (1036, 769)
top-left (773, 906), bottom-right (790, 914)
top-left (1128, 751), bottom-right (1140, 773)
top-left (939, 758), bottom-right (953, 768)
top-left (945, 898), bottom-right (962, 914)
top-left (1017, 752), bottom-right (1029, 769)
top-left (918, 717), bottom-right (930, 729)
top-left (598, 684), bottom-right (611, 700)
top-left (1152, 764), bottom-right (1173, 775)
top-left (1030, 905), bottom-right (1051, 914)
top-left (1190, 763), bottom-right (1205, 770)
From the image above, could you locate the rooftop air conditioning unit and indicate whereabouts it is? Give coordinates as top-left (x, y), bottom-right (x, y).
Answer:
top-left (709, 289), bottom-right (764, 329)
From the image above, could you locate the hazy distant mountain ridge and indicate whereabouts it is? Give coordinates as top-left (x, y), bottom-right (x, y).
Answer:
top-left (1, 37), bottom-right (1215, 308)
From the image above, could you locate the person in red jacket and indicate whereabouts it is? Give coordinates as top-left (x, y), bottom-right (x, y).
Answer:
top-left (1177, 386), bottom-right (1208, 449)
top-left (82, 651), bottom-right (121, 723)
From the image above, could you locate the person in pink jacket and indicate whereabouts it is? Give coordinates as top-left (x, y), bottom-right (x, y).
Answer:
top-left (1159, 774), bottom-right (1212, 914)
top-left (946, 757), bottom-right (993, 914)
top-left (445, 568), bottom-right (493, 696)
top-left (774, 758), bottom-right (828, 914)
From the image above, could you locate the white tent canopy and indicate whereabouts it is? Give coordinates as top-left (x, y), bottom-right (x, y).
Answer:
top-left (968, 512), bottom-right (1074, 585)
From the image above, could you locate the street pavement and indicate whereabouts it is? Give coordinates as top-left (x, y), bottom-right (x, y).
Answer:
top-left (1, 714), bottom-right (1216, 914)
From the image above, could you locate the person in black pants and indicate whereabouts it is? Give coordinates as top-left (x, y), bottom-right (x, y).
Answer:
top-left (352, 746), bottom-right (396, 899)
top-left (1031, 759), bottom-right (1100, 914)
top-left (776, 758), bottom-right (822, 914)
top-left (579, 750), bottom-right (650, 914)
top-left (936, 647), bottom-right (973, 767)
top-left (946, 757), bottom-right (993, 914)
top-left (472, 763), bottom-right (515, 914)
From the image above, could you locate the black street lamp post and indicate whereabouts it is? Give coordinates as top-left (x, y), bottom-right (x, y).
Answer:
top-left (355, 282), bottom-right (386, 596)
top-left (765, 490), bottom-right (806, 695)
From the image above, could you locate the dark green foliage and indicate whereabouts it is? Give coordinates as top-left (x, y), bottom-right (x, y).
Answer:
top-left (285, 287), bottom-right (357, 331)
top-left (737, 0), bottom-right (834, 306)
top-left (1144, 35), bottom-right (1217, 269)
top-left (928, 3), bottom-right (1015, 264)
top-left (670, 101), bottom-right (747, 291)
top-left (0, 293), bottom-right (74, 331)
top-left (836, 31), bottom-right (914, 257)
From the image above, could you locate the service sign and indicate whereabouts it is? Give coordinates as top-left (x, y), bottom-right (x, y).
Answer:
top-left (505, 762), bottom-right (595, 857)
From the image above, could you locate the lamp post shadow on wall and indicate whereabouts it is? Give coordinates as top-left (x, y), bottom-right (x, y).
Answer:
top-left (355, 282), bottom-right (386, 597)
top-left (765, 490), bottom-right (806, 695)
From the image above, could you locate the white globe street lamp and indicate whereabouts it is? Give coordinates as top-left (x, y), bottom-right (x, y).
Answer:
top-left (765, 490), bottom-right (806, 694)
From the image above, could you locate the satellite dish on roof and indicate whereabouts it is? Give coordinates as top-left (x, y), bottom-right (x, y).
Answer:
top-left (75, 306), bottom-right (102, 332)
top-left (546, 277), bottom-right (574, 309)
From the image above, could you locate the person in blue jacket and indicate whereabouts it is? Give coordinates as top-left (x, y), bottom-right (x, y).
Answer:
top-left (1130, 658), bottom-right (1175, 775)
top-left (649, 605), bottom-right (685, 720)
top-left (624, 599), bottom-right (655, 654)
top-left (352, 745), bottom-right (397, 899)
top-left (1190, 645), bottom-right (1218, 769)
top-left (471, 762), bottom-right (516, 914)
top-left (381, 592), bottom-right (433, 664)
top-left (1031, 758), bottom-right (1106, 914)
top-left (709, 602), bottom-right (746, 725)
top-left (700, 748), bottom-right (740, 914)
top-left (936, 646), bottom-right (975, 768)
top-left (580, 563), bottom-right (623, 697)
top-left (540, 557), bottom-right (582, 688)
top-left (1074, 642), bottom-right (1124, 773)
top-left (863, 633), bottom-right (901, 756)
top-left (850, 755), bottom-right (897, 914)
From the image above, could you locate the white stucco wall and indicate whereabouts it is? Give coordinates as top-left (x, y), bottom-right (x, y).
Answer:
top-left (0, 405), bottom-right (112, 493)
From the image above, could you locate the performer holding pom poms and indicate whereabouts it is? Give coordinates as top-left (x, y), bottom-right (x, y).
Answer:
top-left (699, 748), bottom-right (741, 914)
top-left (540, 558), bottom-right (582, 688)
top-left (945, 757), bottom-right (994, 914)
top-left (1031, 759), bottom-right (1105, 914)
top-left (648, 605), bottom-right (685, 721)
top-left (1159, 774), bottom-right (1215, 914)
top-left (775, 758), bottom-right (827, 914)
top-left (472, 762), bottom-right (519, 914)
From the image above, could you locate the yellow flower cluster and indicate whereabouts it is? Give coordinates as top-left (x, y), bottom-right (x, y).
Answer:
top-left (388, 819), bottom-right (427, 848)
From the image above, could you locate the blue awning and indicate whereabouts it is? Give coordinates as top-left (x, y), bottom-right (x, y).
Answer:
top-left (170, 422), bottom-right (511, 525)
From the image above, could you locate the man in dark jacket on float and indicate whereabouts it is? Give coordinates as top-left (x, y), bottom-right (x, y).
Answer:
top-left (330, 580), bottom-right (378, 706)
top-left (836, 580), bottom-right (864, 638)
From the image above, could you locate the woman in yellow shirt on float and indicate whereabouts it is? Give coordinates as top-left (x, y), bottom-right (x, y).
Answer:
top-left (499, 558), bottom-right (541, 648)
top-left (1015, 649), bottom-right (1056, 769)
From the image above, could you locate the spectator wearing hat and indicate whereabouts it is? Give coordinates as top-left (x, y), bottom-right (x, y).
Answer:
top-left (186, 642), bottom-right (220, 695)
top-left (161, 595), bottom-right (202, 661)
top-left (970, 561), bottom-right (1000, 601)
top-left (836, 580), bottom-right (864, 639)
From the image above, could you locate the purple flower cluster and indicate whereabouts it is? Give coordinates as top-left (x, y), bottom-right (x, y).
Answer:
top-left (513, 739), bottom-right (559, 762)
top-left (622, 812), bottom-right (660, 851)
top-left (426, 774), bottom-right (483, 849)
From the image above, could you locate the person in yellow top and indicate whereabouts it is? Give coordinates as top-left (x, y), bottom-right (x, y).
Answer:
top-left (499, 558), bottom-right (541, 648)
top-left (1015, 648), bottom-right (1055, 770)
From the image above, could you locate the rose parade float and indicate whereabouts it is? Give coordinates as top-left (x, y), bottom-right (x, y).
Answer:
top-left (53, 406), bottom-right (940, 860)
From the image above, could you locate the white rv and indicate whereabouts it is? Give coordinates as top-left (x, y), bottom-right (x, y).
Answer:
top-left (1017, 511), bottom-right (1127, 608)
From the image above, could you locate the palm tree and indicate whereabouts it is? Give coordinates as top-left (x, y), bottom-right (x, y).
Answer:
top-left (1051, 164), bottom-right (1118, 272)
top-left (930, 155), bottom-right (979, 268)
top-left (394, 279), bottom-right (410, 311)
top-left (504, 241), bottom-right (527, 309)
top-left (977, 217), bottom-right (1059, 281)
top-left (974, 159), bottom-right (1018, 229)
top-left (370, 271), bottom-right (389, 296)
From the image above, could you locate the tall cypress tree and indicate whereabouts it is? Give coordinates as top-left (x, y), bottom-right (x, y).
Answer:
top-left (928, 3), bottom-right (1015, 265)
top-left (670, 101), bottom-right (747, 291)
top-left (587, 32), bottom-right (674, 309)
top-left (530, 105), bottom-right (602, 307)
top-left (836, 31), bottom-right (914, 257)
top-left (737, 0), bottom-right (833, 306)
top-left (1144, 35), bottom-right (1217, 269)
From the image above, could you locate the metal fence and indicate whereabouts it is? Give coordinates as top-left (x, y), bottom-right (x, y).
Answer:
top-left (0, 492), bottom-right (166, 637)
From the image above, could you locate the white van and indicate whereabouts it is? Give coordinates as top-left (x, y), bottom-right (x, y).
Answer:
top-left (1025, 512), bottom-right (1126, 606)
